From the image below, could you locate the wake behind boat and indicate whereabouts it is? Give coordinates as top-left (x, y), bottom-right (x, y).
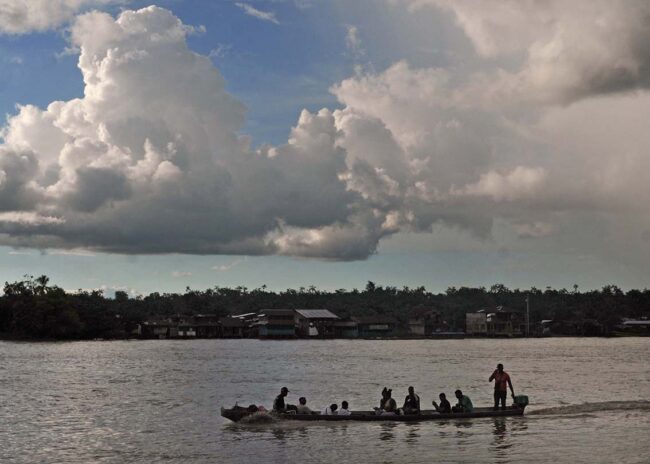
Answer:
top-left (221, 404), bottom-right (526, 423)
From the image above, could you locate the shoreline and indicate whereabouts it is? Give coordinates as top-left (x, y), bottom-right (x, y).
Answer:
top-left (2, 334), bottom-right (648, 342)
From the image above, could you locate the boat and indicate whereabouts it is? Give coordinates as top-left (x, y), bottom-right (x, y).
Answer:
top-left (221, 404), bottom-right (526, 423)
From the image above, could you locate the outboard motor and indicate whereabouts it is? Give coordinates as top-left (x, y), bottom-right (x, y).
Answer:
top-left (513, 395), bottom-right (529, 409)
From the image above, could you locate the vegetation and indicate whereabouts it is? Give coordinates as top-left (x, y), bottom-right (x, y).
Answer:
top-left (0, 276), bottom-right (648, 340)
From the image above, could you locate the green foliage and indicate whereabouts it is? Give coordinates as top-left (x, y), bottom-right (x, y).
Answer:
top-left (1, 276), bottom-right (648, 340)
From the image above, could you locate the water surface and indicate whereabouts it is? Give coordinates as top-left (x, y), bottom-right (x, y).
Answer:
top-left (0, 338), bottom-right (648, 463)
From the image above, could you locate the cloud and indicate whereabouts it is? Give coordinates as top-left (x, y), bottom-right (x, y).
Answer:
top-left (209, 44), bottom-right (232, 60)
top-left (48, 248), bottom-right (96, 257)
top-left (0, 0), bottom-right (128, 34)
top-left (95, 284), bottom-right (138, 298)
top-left (2, 3), bottom-right (650, 265)
top-left (235, 2), bottom-right (280, 25)
top-left (171, 271), bottom-right (192, 278)
top-left (0, 7), bottom-right (377, 259)
top-left (409, 0), bottom-right (650, 104)
top-left (455, 167), bottom-right (547, 202)
top-left (345, 25), bottom-right (364, 58)
top-left (0, 211), bottom-right (64, 226)
top-left (7, 249), bottom-right (34, 255)
top-left (514, 221), bottom-right (556, 239)
top-left (212, 257), bottom-right (246, 272)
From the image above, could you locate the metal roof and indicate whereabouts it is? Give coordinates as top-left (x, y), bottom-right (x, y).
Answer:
top-left (231, 312), bottom-right (257, 319)
top-left (295, 309), bottom-right (339, 319)
top-left (622, 320), bottom-right (650, 326)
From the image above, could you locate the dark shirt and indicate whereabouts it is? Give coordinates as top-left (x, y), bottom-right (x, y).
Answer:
top-left (437, 398), bottom-right (451, 413)
top-left (273, 394), bottom-right (285, 411)
top-left (403, 394), bottom-right (421, 411)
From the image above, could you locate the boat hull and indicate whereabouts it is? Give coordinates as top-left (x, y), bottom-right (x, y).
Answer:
top-left (221, 406), bottom-right (525, 423)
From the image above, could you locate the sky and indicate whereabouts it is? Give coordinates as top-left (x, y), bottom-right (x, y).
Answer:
top-left (1, 0), bottom-right (650, 296)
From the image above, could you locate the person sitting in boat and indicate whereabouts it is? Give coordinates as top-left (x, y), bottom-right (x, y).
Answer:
top-left (377, 387), bottom-right (398, 415)
top-left (489, 363), bottom-right (515, 410)
top-left (452, 389), bottom-right (474, 413)
top-left (322, 403), bottom-right (338, 415)
top-left (432, 392), bottom-right (451, 413)
top-left (338, 401), bottom-right (351, 416)
top-left (273, 386), bottom-right (295, 412)
top-left (402, 386), bottom-right (421, 414)
top-left (296, 397), bottom-right (313, 414)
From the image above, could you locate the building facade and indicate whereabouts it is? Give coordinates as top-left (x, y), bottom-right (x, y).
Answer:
top-left (466, 307), bottom-right (524, 337)
top-left (295, 309), bottom-right (340, 338)
top-left (258, 309), bottom-right (297, 338)
top-left (353, 316), bottom-right (397, 337)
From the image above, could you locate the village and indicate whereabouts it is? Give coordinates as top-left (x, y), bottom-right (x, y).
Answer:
top-left (137, 307), bottom-right (533, 339)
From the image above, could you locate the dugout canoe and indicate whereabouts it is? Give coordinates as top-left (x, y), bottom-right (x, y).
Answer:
top-left (220, 405), bottom-right (526, 423)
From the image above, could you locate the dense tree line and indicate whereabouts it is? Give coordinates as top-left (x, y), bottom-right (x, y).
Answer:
top-left (0, 276), bottom-right (648, 340)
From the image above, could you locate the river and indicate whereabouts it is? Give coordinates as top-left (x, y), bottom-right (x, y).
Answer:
top-left (0, 338), bottom-right (648, 463)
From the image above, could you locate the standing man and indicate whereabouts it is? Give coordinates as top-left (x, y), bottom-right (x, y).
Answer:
top-left (273, 386), bottom-right (290, 412)
top-left (489, 363), bottom-right (515, 410)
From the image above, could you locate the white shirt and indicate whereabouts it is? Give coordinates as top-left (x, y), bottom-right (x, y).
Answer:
top-left (296, 404), bottom-right (312, 414)
top-left (321, 407), bottom-right (337, 415)
top-left (338, 408), bottom-right (351, 416)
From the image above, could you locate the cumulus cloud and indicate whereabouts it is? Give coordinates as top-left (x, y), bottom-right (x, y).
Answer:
top-left (456, 167), bottom-right (547, 202)
top-left (0, 0), bottom-right (127, 34)
top-left (408, 0), bottom-right (650, 104)
top-left (0, 7), bottom-right (380, 259)
top-left (2, 3), bottom-right (650, 264)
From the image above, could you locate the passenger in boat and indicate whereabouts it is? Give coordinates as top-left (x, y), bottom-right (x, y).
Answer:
top-left (296, 397), bottom-right (313, 414)
top-left (338, 401), bottom-right (351, 416)
top-left (452, 389), bottom-right (474, 413)
top-left (402, 386), bottom-right (421, 414)
top-left (379, 387), bottom-right (387, 409)
top-left (273, 386), bottom-right (290, 412)
top-left (489, 363), bottom-right (515, 410)
top-left (322, 403), bottom-right (338, 415)
top-left (379, 388), bottom-right (397, 415)
top-left (432, 393), bottom-right (451, 413)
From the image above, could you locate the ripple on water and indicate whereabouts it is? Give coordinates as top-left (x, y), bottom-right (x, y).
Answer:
top-left (0, 338), bottom-right (649, 463)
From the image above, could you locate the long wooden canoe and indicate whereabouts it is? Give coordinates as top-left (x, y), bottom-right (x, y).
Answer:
top-left (221, 405), bottom-right (525, 423)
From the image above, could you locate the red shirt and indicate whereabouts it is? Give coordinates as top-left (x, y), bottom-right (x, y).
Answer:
top-left (491, 370), bottom-right (511, 391)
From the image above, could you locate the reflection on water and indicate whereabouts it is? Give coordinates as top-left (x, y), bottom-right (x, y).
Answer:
top-left (379, 422), bottom-right (398, 441)
top-left (492, 417), bottom-right (507, 443)
top-left (404, 424), bottom-right (420, 444)
top-left (0, 338), bottom-right (649, 463)
top-left (490, 417), bottom-right (512, 462)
